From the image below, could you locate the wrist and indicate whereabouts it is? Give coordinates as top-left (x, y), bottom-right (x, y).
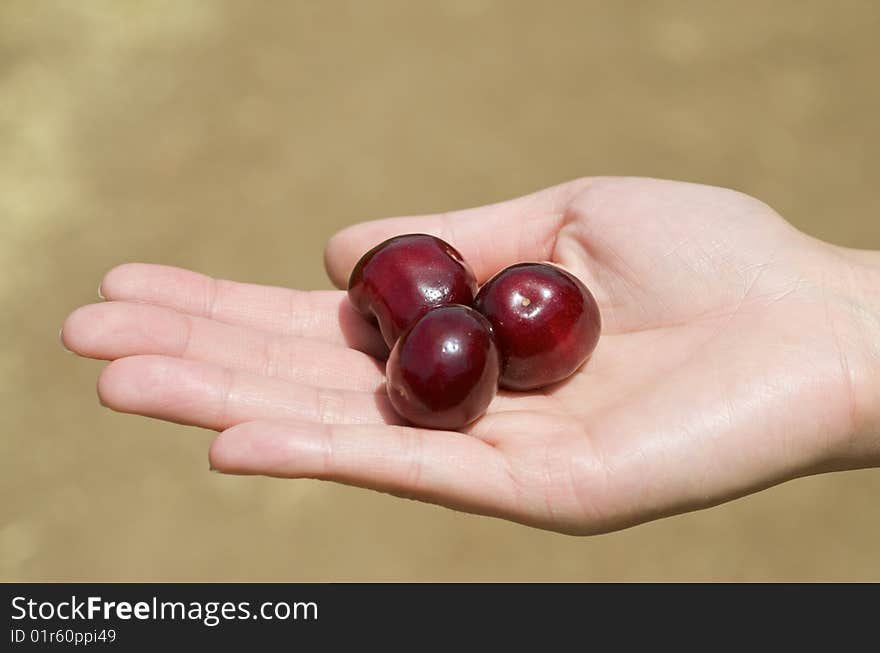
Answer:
top-left (829, 246), bottom-right (880, 467)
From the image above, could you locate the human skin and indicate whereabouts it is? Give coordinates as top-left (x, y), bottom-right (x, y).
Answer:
top-left (61, 177), bottom-right (880, 535)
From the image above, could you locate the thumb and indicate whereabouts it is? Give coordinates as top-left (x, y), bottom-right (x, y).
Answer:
top-left (323, 178), bottom-right (589, 288)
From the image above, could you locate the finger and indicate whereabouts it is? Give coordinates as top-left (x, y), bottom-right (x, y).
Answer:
top-left (324, 178), bottom-right (591, 287)
top-left (97, 355), bottom-right (401, 431)
top-left (210, 419), bottom-right (522, 521)
top-left (99, 263), bottom-right (386, 358)
top-left (63, 302), bottom-right (385, 392)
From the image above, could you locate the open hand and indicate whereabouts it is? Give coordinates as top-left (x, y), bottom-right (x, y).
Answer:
top-left (62, 177), bottom-right (880, 534)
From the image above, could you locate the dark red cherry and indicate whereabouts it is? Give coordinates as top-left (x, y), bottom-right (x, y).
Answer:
top-left (473, 263), bottom-right (601, 391)
top-left (348, 234), bottom-right (477, 349)
top-left (386, 305), bottom-right (500, 430)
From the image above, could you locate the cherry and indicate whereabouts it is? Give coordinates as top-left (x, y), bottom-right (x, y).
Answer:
top-left (386, 305), bottom-right (500, 429)
top-left (473, 262), bottom-right (601, 391)
top-left (348, 234), bottom-right (477, 350)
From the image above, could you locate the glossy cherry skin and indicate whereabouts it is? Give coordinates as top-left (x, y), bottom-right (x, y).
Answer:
top-left (473, 263), bottom-right (601, 391)
top-left (348, 234), bottom-right (477, 350)
top-left (386, 305), bottom-right (500, 430)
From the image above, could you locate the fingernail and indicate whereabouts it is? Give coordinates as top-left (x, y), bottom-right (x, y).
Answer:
top-left (97, 282), bottom-right (105, 300)
top-left (59, 327), bottom-right (74, 354)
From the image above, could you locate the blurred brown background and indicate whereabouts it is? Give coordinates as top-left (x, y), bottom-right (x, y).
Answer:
top-left (2, 0), bottom-right (879, 581)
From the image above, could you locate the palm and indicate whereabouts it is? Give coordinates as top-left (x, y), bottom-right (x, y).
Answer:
top-left (63, 177), bottom-right (864, 534)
